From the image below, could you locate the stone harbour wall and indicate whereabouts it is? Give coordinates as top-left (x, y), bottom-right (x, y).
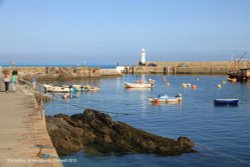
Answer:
top-left (123, 61), bottom-right (250, 75)
top-left (5, 67), bottom-right (122, 80)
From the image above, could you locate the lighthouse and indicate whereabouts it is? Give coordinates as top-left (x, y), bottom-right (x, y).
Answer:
top-left (141, 48), bottom-right (146, 64)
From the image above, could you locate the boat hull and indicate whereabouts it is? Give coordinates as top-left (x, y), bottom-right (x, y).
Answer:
top-left (44, 84), bottom-right (71, 93)
top-left (149, 97), bottom-right (182, 103)
top-left (124, 82), bottom-right (153, 88)
top-left (214, 99), bottom-right (239, 105)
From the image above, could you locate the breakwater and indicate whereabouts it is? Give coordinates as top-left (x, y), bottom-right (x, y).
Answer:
top-left (3, 61), bottom-right (249, 79)
top-left (124, 61), bottom-right (250, 75)
top-left (5, 67), bottom-right (122, 80)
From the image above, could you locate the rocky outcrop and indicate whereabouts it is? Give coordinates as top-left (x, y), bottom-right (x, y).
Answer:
top-left (46, 109), bottom-right (196, 156)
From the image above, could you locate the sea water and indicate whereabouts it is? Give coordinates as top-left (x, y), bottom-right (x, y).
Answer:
top-left (43, 75), bottom-right (250, 167)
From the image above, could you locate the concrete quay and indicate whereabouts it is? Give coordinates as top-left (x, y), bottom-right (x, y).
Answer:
top-left (0, 82), bottom-right (62, 167)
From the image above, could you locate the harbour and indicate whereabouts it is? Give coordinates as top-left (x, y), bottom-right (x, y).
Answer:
top-left (1, 0), bottom-right (250, 166)
top-left (1, 53), bottom-right (250, 167)
top-left (41, 74), bottom-right (250, 167)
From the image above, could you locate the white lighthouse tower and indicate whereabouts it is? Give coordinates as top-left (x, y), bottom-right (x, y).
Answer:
top-left (141, 48), bottom-right (146, 64)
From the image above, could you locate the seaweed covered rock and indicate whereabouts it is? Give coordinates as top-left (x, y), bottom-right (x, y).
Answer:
top-left (46, 109), bottom-right (196, 156)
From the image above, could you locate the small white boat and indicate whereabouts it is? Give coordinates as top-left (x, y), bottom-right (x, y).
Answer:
top-left (124, 79), bottom-right (154, 88)
top-left (124, 82), bottom-right (153, 88)
top-left (149, 94), bottom-right (182, 103)
top-left (44, 84), bottom-right (71, 93)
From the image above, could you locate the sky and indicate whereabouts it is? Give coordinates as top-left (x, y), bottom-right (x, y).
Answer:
top-left (0, 0), bottom-right (250, 65)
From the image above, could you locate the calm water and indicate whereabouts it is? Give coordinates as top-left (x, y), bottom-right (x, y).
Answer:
top-left (44, 75), bottom-right (250, 167)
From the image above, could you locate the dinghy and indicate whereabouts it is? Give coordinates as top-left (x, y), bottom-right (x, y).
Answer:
top-left (149, 94), bottom-right (182, 103)
top-left (124, 79), bottom-right (154, 88)
top-left (214, 99), bottom-right (239, 105)
top-left (44, 84), bottom-right (71, 93)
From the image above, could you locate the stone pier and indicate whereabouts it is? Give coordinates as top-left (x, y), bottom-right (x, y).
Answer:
top-left (0, 82), bottom-right (62, 167)
top-left (4, 67), bottom-right (122, 81)
top-left (123, 61), bottom-right (250, 75)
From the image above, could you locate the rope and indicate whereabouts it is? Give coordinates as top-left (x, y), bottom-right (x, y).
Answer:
top-left (17, 78), bottom-right (133, 117)
top-left (45, 93), bottom-right (133, 117)
top-left (31, 144), bottom-right (54, 149)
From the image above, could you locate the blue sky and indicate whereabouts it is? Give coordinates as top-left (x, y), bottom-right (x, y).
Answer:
top-left (0, 0), bottom-right (250, 65)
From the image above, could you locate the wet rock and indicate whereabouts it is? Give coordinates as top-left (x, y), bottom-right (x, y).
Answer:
top-left (46, 109), bottom-right (196, 156)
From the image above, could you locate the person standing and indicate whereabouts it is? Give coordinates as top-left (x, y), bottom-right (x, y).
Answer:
top-left (3, 70), bottom-right (10, 93)
top-left (11, 70), bottom-right (18, 92)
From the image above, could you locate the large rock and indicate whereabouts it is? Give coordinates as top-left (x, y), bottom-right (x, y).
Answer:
top-left (46, 109), bottom-right (196, 156)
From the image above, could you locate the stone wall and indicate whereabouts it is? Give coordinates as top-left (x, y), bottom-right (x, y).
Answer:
top-left (4, 61), bottom-right (249, 78)
top-left (5, 67), bottom-right (122, 80)
top-left (123, 61), bottom-right (250, 75)
top-left (100, 69), bottom-right (123, 77)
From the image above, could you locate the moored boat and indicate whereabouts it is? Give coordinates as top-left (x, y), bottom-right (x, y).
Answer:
top-left (228, 68), bottom-right (250, 82)
top-left (214, 99), bottom-right (239, 105)
top-left (124, 82), bottom-right (153, 88)
top-left (124, 79), bottom-right (154, 88)
top-left (149, 94), bottom-right (182, 103)
top-left (44, 84), bottom-right (71, 93)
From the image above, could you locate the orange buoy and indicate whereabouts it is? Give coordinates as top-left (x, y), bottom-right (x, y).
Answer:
top-left (192, 85), bottom-right (197, 89)
top-left (155, 99), bottom-right (161, 104)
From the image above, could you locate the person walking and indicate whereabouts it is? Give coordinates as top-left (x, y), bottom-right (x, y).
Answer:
top-left (3, 70), bottom-right (10, 93)
top-left (11, 70), bottom-right (18, 92)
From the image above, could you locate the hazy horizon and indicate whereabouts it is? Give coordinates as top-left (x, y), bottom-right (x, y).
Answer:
top-left (0, 0), bottom-right (250, 65)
